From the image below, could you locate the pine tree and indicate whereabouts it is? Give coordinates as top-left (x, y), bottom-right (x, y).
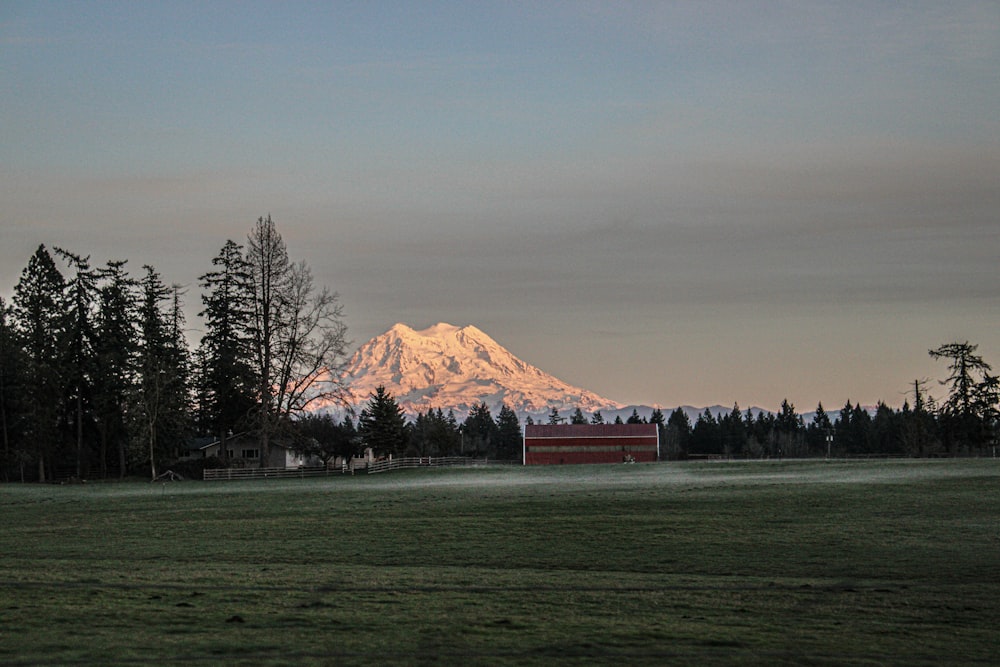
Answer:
top-left (162, 285), bottom-right (192, 462)
top-left (569, 407), bottom-right (587, 424)
top-left (719, 403), bottom-right (745, 457)
top-left (774, 399), bottom-right (803, 457)
top-left (358, 386), bottom-right (407, 457)
top-left (806, 402), bottom-right (833, 456)
top-left (463, 402), bottom-right (498, 457)
top-left (0, 297), bottom-right (27, 481)
top-left (663, 407), bottom-right (691, 459)
top-left (929, 342), bottom-right (998, 451)
top-left (93, 260), bottom-right (137, 478)
top-left (12, 245), bottom-right (67, 481)
top-left (495, 404), bottom-right (522, 461)
top-left (690, 409), bottom-right (721, 455)
top-left (294, 412), bottom-right (358, 467)
top-left (55, 249), bottom-right (99, 478)
top-left (131, 267), bottom-right (189, 479)
top-left (198, 240), bottom-right (256, 464)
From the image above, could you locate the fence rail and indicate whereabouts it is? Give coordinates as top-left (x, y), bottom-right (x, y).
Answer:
top-left (366, 456), bottom-right (493, 474)
top-left (201, 458), bottom-right (506, 481)
top-left (203, 466), bottom-right (335, 481)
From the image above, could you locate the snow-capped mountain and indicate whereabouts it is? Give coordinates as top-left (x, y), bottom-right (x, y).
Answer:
top-left (341, 322), bottom-right (624, 418)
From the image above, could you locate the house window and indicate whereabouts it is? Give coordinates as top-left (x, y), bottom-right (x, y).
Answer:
top-left (241, 448), bottom-right (260, 460)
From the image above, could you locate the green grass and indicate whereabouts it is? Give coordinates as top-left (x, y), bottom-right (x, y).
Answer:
top-left (2, 459), bottom-right (999, 665)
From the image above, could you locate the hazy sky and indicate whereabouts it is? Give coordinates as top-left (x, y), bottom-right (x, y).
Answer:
top-left (3, 2), bottom-right (999, 412)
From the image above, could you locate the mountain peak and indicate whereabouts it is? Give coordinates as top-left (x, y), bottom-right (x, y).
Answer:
top-left (342, 322), bottom-right (623, 418)
top-left (415, 322), bottom-right (463, 336)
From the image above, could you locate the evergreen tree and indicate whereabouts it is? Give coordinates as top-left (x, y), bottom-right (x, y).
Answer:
top-left (131, 267), bottom-right (189, 478)
top-left (774, 399), bottom-right (804, 457)
top-left (719, 403), bottom-right (746, 457)
top-left (690, 409), bottom-right (721, 455)
top-left (12, 245), bottom-right (67, 481)
top-left (547, 407), bottom-right (564, 425)
top-left (663, 407), bottom-right (691, 459)
top-left (495, 404), bottom-right (522, 461)
top-left (835, 402), bottom-right (871, 455)
top-left (93, 260), bottom-right (137, 478)
top-left (463, 402), bottom-right (498, 457)
top-left (197, 240), bottom-right (256, 463)
top-left (0, 297), bottom-right (27, 481)
top-left (441, 409), bottom-right (461, 455)
top-left (358, 386), bottom-right (406, 457)
top-left (590, 410), bottom-right (604, 424)
top-left (569, 407), bottom-right (587, 424)
top-left (55, 249), bottom-right (99, 478)
top-left (929, 342), bottom-right (998, 452)
top-left (898, 385), bottom-right (941, 457)
top-left (408, 409), bottom-right (460, 456)
top-left (806, 402), bottom-right (833, 456)
top-left (871, 402), bottom-right (903, 455)
top-left (294, 412), bottom-right (358, 467)
top-left (626, 409), bottom-right (645, 424)
top-left (162, 285), bottom-right (192, 461)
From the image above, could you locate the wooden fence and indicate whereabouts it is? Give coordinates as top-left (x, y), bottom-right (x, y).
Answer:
top-left (365, 456), bottom-right (492, 475)
top-left (202, 457), bottom-right (504, 480)
top-left (203, 466), bottom-right (335, 481)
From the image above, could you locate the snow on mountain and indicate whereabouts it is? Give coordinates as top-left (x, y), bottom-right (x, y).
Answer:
top-left (341, 322), bottom-right (624, 418)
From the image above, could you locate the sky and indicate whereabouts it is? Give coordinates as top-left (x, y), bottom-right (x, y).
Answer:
top-left (2, 1), bottom-right (999, 413)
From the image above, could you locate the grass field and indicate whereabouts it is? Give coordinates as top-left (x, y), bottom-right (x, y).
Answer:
top-left (2, 459), bottom-right (999, 665)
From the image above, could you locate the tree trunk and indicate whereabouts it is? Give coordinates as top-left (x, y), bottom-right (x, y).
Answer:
top-left (118, 437), bottom-right (126, 480)
top-left (98, 425), bottom-right (107, 479)
top-left (76, 394), bottom-right (83, 478)
top-left (149, 422), bottom-right (157, 480)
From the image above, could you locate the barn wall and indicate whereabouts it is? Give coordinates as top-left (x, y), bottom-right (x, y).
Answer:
top-left (523, 424), bottom-right (659, 465)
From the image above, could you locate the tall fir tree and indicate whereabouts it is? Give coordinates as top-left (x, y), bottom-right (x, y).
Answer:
top-left (0, 297), bottom-right (27, 481)
top-left (929, 342), bottom-right (998, 452)
top-left (55, 249), bottom-right (99, 478)
top-left (494, 404), bottom-right (522, 461)
top-left (131, 267), bottom-right (189, 479)
top-left (93, 260), bottom-right (137, 478)
top-left (463, 402), bottom-right (498, 457)
top-left (358, 386), bottom-right (407, 457)
top-left (198, 240), bottom-right (257, 463)
top-left (12, 245), bottom-right (67, 481)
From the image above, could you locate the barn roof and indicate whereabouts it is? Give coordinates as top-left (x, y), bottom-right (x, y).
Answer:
top-left (524, 423), bottom-right (658, 438)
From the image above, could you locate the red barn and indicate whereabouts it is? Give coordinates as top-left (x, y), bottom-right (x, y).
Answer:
top-left (523, 423), bottom-right (659, 465)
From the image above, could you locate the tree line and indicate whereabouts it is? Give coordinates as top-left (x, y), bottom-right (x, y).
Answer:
top-left (2, 214), bottom-right (997, 480)
top-left (577, 343), bottom-right (997, 460)
top-left (1, 217), bottom-right (349, 481)
top-left (348, 386), bottom-right (523, 461)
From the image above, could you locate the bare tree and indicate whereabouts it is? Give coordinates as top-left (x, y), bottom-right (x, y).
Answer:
top-left (246, 216), bottom-right (350, 466)
top-left (273, 260), bottom-right (350, 418)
